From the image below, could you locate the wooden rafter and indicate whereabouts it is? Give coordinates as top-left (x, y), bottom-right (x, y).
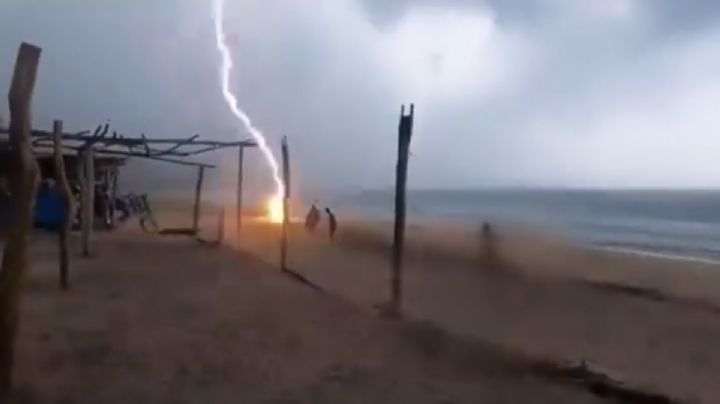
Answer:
top-left (0, 124), bottom-right (257, 169)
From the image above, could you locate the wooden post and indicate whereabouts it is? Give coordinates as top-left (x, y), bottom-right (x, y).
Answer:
top-left (192, 166), bottom-right (205, 236)
top-left (280, 136), bottom-right (291, 272)
top-left (53, 120), bottom-right (73, 290)
top-left (236, 145), bottom-right (244, 246)
top-left (109, 165), bottom-right (119, 228)
top-left (80, 143), bottom-right (94, 257)
top-left (0, 42), bottom-right (41, 396)
top-left (217, 208), bottom-right (226, 245)
top-left (391, 104), bottom-right (414, 316)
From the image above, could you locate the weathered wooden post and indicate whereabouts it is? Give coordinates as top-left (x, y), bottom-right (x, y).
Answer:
top-left (109, 165), bottom-right (119, 228)
top-left (217, 208), bottom-right (226, 245)
top-left (0, 42), bottom-right (41, 397)
top-left (280, 136), bottom-right (291, 272)
top-left (192, 166), bottom-right (205, 236)
top-left (80, 143), bottom-right (94, 257)
top-left (53, 120), bottom-right (73, 289)
top-left (390, 104), bottom-right (414, 316)
top-left (236, 145), bottom-right (244, 246)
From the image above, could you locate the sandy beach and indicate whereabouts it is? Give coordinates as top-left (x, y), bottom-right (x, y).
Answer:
top-left (2, 200), bottom-right (718, 403)
top-left (221, 211), bottom-right (720, 404)
top-left (6, 226), bottom-right (610, 403)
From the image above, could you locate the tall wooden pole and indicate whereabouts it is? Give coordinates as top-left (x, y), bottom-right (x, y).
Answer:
top-left (236, 145), bottom-right (244, 246)
top-left (192, 166), bottom-right (205, 236)
top-left (391, 104), bottom-right (414, 316)
top-left (0, 42), bottom-right (41, 396)
top-left (280, 136), bottom-right (291, 272)
top-left (53, 120), bottom-right (73, 289)
top-left (81, 143), bottom-right (94, 257)
top-left (217, 208), bottom-right (226, 245)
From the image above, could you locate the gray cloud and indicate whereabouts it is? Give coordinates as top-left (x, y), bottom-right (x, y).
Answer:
top-left (2, 0), bottom-right (720, 198)
top-left (360, 0), bottom-right (720, 32)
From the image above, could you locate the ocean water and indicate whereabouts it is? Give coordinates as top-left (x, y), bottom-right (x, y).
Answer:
top-left (334, 189), bottom-right (720, 264)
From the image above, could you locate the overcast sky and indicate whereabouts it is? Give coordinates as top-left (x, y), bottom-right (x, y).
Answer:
top-left (2, 0), bottom-right (720, 196)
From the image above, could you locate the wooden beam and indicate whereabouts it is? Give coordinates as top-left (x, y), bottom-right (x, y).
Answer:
top-left (80, 144), bottom-right (95, 257)
top-left (390, 104), bottom-right (414, 316)
top-left (0, 42), bottom-right (42, 396)
top-left (33, 145), bottom-right (218, 169)
top-left (94, 150), bottom-right (216, 168)
top-left (192, 166), bottom-right (205, 236)
top-left (236, 145), bottom-right (244, 246)
top-left (53, 120), bottom-right (73, 290)
top-left (280, 136), bottom-right (291, 272)
top-left (3, 127), bottom-right (258, 150)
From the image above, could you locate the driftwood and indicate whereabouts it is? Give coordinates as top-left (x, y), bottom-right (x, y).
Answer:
top-left (390, 104), bottom-right (414, 316)
top-left (0, 42), bottom-right (41, 396)
top-left (53, 120), bottom-right (73, 289)
top-left (535, 359), bottom-right (678, 404)
top-left (159, 228), bottom-right (196, 237)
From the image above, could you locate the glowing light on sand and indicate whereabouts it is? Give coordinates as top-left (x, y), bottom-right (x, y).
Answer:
top-left (266, 195), bottom-right (284, 224)
top-left (212, 0), bottom-right (285, 222)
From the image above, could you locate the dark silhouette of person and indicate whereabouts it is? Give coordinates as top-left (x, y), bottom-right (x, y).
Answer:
top-left (325, 207), bottom-right (337, 240)
top-left (305, 202), bottom-right (320, 232)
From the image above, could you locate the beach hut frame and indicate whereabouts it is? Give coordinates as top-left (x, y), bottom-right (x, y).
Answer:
top-left (1, 123), bottom-right (258, 241)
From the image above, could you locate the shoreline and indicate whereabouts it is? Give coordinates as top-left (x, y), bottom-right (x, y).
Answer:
top-left (232, 217), bottom-right (720, 403)
top-left (595, 245), bottom-right (720, 267)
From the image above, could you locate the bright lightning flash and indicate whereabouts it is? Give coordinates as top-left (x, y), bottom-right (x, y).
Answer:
top-left (266, 196), bottom-right (284, 224)
top-left (213, 0), bottom-right (286, 223)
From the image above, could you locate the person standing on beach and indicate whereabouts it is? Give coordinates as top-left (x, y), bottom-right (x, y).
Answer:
top-left (305, 202), bottom-right (320, 232)
top-left (325, 207), bottom-right (337, 240)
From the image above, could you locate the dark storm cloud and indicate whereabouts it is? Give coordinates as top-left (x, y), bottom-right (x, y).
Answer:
top-left (3, 0), bottom-right (720, 192)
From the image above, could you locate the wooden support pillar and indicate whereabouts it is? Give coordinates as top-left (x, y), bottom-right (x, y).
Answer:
top-left (217, 208), bottom-right (226, 245)
top-left (236, 145), bottom-right (244, 246)
top-left (109, 165), bottom-right (119, 228)
top-left (53, 120), bottom-right (73, 289)
top-left (0, 42), bottom-right (42, 397)
top-left (280, 136), bottom-right (291, 272)
top-left (80, 143), bottom-right (94, 257)
top-left (192, 166), bottom-right (205, 236)
top-left (390, 104), bottom-right (414, 316)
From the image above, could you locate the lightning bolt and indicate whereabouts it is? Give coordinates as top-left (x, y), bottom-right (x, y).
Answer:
top-left (212, 0), bottom-right (285, 203)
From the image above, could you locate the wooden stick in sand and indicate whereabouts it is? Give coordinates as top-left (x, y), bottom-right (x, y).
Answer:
top-left (192, 166), bottom-right (205, 236)
top-left (236, 145), bottom-right (244, 247)
top-left (280, 136), bottom-right (291, 272)
top-left (390, 104), bottom-right (414, 316)
top-left (80, 142), bottom-right (94, 257)
top-left (0, 42), bottom-right (41, 396)
top-left (217, 208), bottom-right (226, 246)
top-left (53, 120), bottom-right (74, 289)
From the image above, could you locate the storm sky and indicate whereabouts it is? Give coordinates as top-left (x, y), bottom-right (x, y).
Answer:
top-left (2, 0), bottom-right (720, 195)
